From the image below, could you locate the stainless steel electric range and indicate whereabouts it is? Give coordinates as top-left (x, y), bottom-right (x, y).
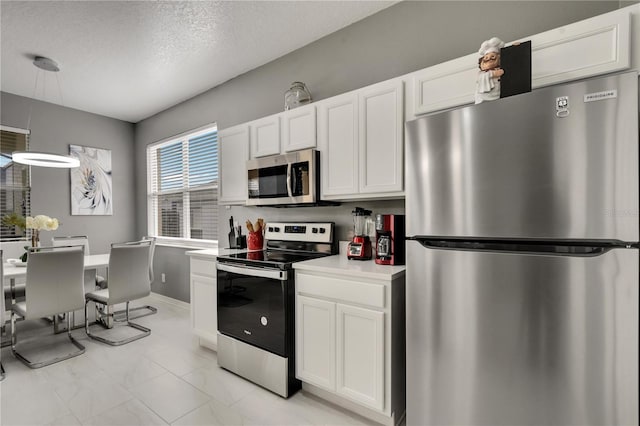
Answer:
top-left (216, 222), bottom-right (336, 398)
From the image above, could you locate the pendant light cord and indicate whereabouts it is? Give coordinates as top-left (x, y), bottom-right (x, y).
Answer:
top-left (26, 69), bottom-right (42, 132)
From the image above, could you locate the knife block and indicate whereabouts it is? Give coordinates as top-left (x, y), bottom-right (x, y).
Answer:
top-left (229, 234), bottom-right (246, 249)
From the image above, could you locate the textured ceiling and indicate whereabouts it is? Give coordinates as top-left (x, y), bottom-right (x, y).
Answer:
top-left (1, 1), bottom-right (395, 123)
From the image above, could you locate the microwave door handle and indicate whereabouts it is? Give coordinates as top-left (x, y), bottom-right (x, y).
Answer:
top-left (286, 163), bottom-right (293, 197)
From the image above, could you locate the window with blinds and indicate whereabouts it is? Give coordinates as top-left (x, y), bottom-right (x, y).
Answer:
top-left (0, 126), bottom-right (30, 241)
top-left (147, 124), bottom-right (218, 244)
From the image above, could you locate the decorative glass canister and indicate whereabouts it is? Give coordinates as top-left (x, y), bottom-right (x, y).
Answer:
top-left (284, 82), bottom-right (312, 110)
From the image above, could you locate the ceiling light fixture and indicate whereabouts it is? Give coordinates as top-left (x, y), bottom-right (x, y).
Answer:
top-left (12, 151), bottom-right (80, 168)
top-left (11, 56), bottom-right (79, 168)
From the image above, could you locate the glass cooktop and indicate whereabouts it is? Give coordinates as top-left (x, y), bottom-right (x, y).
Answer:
top-left (218, 249), bottom-right (330, 269)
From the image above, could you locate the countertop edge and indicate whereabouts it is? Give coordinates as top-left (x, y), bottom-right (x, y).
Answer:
top-left (294, 255), bottom-right (406, 280)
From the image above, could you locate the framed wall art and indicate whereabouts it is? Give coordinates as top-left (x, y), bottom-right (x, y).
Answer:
top-left (69, 144), bottom-right (113, 215)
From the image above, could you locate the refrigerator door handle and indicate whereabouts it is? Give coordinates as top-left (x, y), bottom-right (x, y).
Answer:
top-left (409, 237), bottom-right (622, 257)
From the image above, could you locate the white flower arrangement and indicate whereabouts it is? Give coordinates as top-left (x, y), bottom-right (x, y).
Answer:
top-left (26, 214), bottom-right (59, 231)
top-left (26, 214), bottom-right (60, 248)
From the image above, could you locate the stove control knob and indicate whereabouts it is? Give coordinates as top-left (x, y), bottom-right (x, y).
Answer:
top-left (268, 227), bottom-right (274, 232)
top-left (319, 228), bottom-right (326, 234)
top-left (312, 227), bottom-right (318, 233)
top-left (274, 227), bottom-right (280, 232)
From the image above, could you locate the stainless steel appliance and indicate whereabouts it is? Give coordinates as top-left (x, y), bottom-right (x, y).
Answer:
top-left (405, 72), bottom-right (639, 425)
top-left (216, 222), bottom-right (336, 397)
top-left (374, 214), bottom-right (405, 265)
top-left (246, 149), bottom-right (318, 206)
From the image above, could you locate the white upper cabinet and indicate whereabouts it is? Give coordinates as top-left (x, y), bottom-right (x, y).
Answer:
top-left (358, 79), bottom-right (404, 195)
top-left (218, 123), bottom-right (249, 205)
top-left (282, 104), bottom-right (317, 152)
top-left (318, 79), bottom-right (404, 201)
top-left (250, 114), bottom-right (281, 158)
top-left (409, 7), bottom-right (632, 118)
top-left (318, 92), bottom-right (359, 197)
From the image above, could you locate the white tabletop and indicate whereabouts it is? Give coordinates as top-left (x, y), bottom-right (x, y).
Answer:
top-left (3, 253), bottom-right (110, 281)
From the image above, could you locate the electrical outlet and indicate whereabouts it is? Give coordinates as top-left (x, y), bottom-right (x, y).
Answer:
top-left (161, 273), bottom-right (166, 283)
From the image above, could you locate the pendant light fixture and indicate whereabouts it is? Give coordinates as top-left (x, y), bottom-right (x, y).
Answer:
top-left (11, 56), bottom-right (80, 168)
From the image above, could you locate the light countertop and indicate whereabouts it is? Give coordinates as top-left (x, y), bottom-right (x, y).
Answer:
top-left (185, 247), bottom-right (249, 259)
top-left (187, 243), bottom-right (406, 280)
top-left (294, 253), bottom-right (406, 281)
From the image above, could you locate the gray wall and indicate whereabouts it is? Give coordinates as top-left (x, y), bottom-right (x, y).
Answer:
top-left (1, 92), bottom-right (136, 255)
top-left (135, 1), bottom-right (620, 302)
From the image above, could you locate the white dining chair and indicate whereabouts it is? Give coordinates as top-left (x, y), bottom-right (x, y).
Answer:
top-left (52, 235), bottom-right (108, 329)
top-left (51, 235), bottom-right (106, 287)
top-left (10, 245), bottom-right (86, 368)
top-left (113, 236), bottom-right (157, 322)
top-left (85, 239), bottom-right (153, 345)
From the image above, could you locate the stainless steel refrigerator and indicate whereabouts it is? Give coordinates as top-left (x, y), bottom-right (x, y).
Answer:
top-left (405, 71), bottom-right (639, 426)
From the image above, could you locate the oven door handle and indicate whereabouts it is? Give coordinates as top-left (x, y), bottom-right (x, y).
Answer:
top-left (217, 262), bottom-right (288, 280)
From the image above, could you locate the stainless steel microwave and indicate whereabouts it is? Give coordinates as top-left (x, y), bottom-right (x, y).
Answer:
top-left (246, 148), bottom-right (319, 206)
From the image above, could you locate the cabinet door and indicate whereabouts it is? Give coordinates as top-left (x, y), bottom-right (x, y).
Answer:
top-left (190, 273), bottom-right (217, 346)
top-left (412, 8), bottom-right (631, 116)
top-left (218, 124), bottom-right (249, 205)
top-left (283, 104), bottom-right (316, 152)
top-left (296, 295), bottom-right (336, 391)
top-left (359, 79), bottom-right (404, 195)
top-left (336, 303), bottom-right (384, 411)
top-left (250, 115), bottom-right (281, 158)
top-left (317, 92), bottom-right (359, 198)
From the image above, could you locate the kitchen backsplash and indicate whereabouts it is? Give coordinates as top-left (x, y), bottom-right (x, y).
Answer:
top-left (220, 199), bottom-right (405, 247)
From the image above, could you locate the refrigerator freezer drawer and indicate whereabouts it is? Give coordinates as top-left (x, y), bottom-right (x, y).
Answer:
top-left (406, 241), bottom-right (638, 426)
top-left (405, 71), bottom-right (639, 242)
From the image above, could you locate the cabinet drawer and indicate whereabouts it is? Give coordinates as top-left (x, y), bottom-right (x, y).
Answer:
top-left (297, 273), bottom-right (385, 309)
top-left (190, 258), bottom-right (216, 277)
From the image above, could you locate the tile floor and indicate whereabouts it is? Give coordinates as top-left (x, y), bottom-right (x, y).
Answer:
top-left (0, 295), bottom-right (376, 426)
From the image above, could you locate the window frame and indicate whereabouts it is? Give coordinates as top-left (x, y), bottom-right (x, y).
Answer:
top-left (0, 125), bottom-right (31, 242)
top-left (146, 123), bottom-right (219, 249)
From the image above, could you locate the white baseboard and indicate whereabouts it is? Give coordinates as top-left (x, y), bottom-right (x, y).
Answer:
top-left (149, 292), bottom-right (190, 310)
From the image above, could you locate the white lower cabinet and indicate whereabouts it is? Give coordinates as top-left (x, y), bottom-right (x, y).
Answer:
top-left (295, 268), bottom-right (405, 425)
top-left (336, 303), bottom-right (385, 410)
top-left (189, 255), bottom-right (217, 349)
top-left (297, 296), bottom-right (336, 390)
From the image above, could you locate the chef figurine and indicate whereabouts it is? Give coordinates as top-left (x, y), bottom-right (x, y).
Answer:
top-left (475, 37), bottom-right (506, 104)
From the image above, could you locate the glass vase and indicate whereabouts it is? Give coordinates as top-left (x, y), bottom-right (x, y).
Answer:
top-left (31, 230), bottom-right (40, 248)
top-left (284, 82), bottom-right (312, 110)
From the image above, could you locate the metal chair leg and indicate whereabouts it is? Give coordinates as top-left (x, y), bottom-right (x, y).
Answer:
top-left (113, 304), bottom-right (157, 322)
top-left (11, 311), bottom-right (85, 369)
top-left (85, 300), bottom-right (150, 346)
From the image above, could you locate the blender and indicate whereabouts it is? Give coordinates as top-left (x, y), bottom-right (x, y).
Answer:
top-left (347, 207), bottom-right (373, 260)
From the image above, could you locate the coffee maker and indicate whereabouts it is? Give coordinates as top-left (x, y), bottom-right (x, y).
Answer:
top-left (374, 214), bottom-right (405, 265)
top-left (347, 207), bottom-right (373, 260)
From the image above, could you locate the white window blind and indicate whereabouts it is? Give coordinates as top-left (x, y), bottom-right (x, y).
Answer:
top-left (147, 124), bottom-right (218, 245)
top-left (0, 126), bottom-right (30, 241)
